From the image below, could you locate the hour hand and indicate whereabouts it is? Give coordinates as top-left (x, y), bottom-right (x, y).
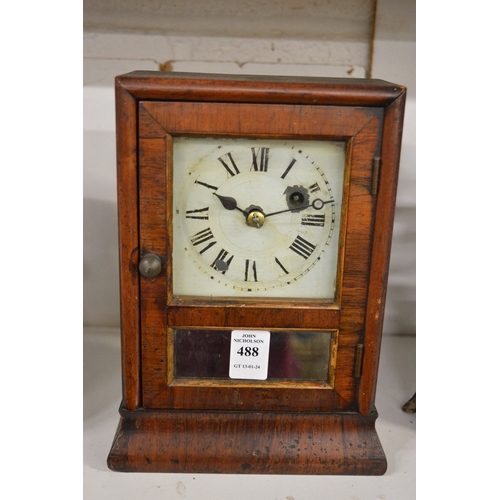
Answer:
top-left (213, 193), bottom-right (247, 214)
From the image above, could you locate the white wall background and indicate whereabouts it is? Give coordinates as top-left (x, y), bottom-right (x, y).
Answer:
top-left (83, 0), bottom-right (415, 335)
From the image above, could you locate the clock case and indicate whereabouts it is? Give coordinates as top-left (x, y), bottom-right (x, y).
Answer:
top-left (107, 71), bottom-right (406, 475)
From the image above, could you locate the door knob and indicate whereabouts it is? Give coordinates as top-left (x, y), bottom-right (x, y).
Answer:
top-left (138, 253), bottom-right (162, 278)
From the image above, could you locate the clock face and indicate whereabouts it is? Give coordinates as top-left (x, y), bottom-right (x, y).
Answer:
top-left (172, 137), bottom-right (345, 299)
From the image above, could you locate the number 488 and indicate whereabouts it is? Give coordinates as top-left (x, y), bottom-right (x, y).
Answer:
top-left (237, 346), bottom-right (259, 357)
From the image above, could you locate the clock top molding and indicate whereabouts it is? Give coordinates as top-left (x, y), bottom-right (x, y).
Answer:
top-left (116, 70), bottom-right (405, 106)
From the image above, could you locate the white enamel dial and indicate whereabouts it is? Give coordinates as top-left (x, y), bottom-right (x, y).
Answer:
top-left (172, 137), bottom-right (345, 299)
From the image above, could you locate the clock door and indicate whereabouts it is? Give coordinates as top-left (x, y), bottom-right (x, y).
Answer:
top-left (136, 99), bottom-right (383, 414)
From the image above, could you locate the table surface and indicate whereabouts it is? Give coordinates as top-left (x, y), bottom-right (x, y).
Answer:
top-left (83, 328), bottom-right (415, 500)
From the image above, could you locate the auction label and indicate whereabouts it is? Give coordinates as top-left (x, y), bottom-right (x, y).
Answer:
top-left (229, 330), bottom-right (271, 380)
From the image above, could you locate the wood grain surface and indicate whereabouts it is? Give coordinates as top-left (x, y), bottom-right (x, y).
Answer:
top-left (108, 409), bottom-right (387, 475)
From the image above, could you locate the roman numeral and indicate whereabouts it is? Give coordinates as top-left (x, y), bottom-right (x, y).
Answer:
top-left (251, 147), bottom-right (269, 172)
top-left (274, 257), bottom-right (289, 275)
top-left (218, 152), bottom-right (240, 176)
top-left (289, 235), bottom-right (316, 259)
top-left (190, 227), bottom-right (216, 254)
top-left (185, 207), bottom-right (209, 220)
top-left (244, 259), bottom-right (258, 282)
top-left (211, 248), bottom-right (234, 274)
top-left (301, 214), bottom-right (325, 227)
top-left (309, 182), bottom-right (320, 193)
top-left (195, 180), bottom-right (218, 191)
top-left (281, 159), bottom-right (297, 179)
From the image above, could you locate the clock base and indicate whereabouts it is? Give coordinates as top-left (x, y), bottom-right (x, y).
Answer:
top-left (107, 407), bottom-right (387, 475)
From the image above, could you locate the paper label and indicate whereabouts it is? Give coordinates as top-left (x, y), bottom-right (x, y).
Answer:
top-left (229, 330), bottom-right (271, 380)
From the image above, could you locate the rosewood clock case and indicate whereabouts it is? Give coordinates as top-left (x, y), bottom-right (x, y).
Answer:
top-left (107, 71), bottom-right (406, 475)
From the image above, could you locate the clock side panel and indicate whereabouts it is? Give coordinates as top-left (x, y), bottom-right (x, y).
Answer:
top-left (137, 122), bottom-right (170, 399)
top-left (358, 91), bottom-right (406, 414)
top-left (115, 83), bottom-right (141, 411)
top-left (333, 115), bottom-right (383, 407)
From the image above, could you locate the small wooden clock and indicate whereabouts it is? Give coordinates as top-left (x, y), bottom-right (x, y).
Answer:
top-left (107, 71), bottom-right (406, 475)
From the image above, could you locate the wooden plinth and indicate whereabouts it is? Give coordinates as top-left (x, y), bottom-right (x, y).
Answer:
top-left (107, 407), bottom-right (386, 475)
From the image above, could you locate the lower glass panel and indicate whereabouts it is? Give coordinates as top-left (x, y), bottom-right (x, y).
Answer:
top-left (173, 329), bottom-right (332, 382)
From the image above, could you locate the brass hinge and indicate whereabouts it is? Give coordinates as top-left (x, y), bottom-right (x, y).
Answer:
top-left (371, 157), bottom-right (381, 195)
top-left (354, 344), bottom-right (364, 379)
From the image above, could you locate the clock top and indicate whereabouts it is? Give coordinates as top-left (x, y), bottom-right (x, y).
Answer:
top-left (116, 71), bottom-right (406, 107)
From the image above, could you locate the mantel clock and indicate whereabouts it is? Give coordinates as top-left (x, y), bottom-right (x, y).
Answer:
top-left (107, 71), bottom-right (406, 475)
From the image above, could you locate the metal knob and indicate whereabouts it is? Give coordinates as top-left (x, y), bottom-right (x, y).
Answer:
top-left (138, 253), bottom-right (162, 278)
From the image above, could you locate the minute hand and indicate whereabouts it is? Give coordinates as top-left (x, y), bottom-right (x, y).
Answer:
top-left (265, 198), bottom-right (335, 218)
